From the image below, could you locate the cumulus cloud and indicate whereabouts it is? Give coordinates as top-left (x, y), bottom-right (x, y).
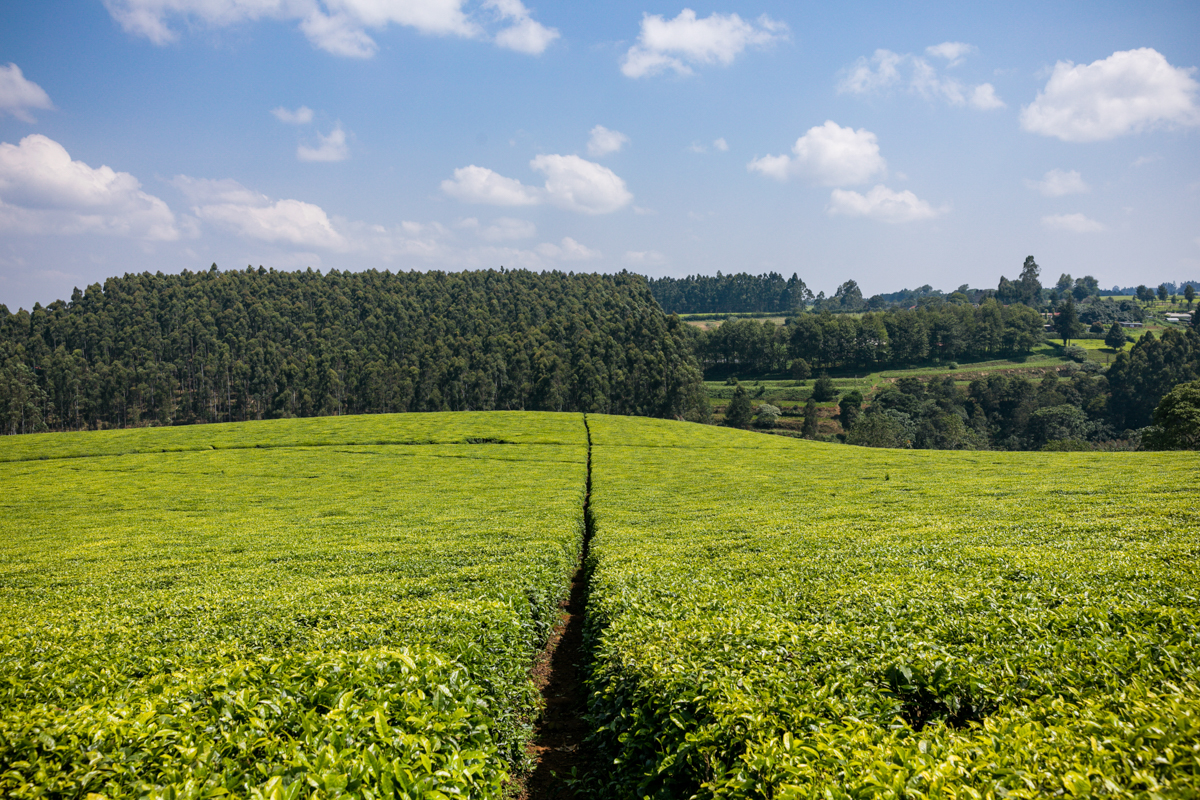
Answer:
top-left (442, 155), bottom-right (632, 215)
top-left (839, 46), bottom-right (1005, 109)
top-left (621, 9), bottom-right (787, 78)
top-left (535, 236), bottom-right (600, 261)
top-left (0, 134), bottom-right (177, 240)
top-left (441, 165), bottom-right (542, 206)
top-left (713, 137), bottom-right (729, 151)
top-left (173, 175), bottom-right (345, 248)
top-left (199, 199), bottom-right (346, 248)
top-left (623, 250), bottom-right (667, 266)
top-left (1042, 212), bottom-right (1105, 233)
top-left (103, 0), bottom-right (556, 58)
top-left (1020, 48), bottom-right (1200, 142)
top-left (297, 124), bottom-right (349, 162)
top-left (925, 41), bottom-right (974, 67)
top-left (747, 121), bottom-right (886, 186)
top-left (587, 125), bottom-right (629, 157)
top-left (0, 64), bottom-right (53, 122)
top-left (271, 105), bottom-right (314, 124)
top-left (461, 215), bottom-right (537, 241)
top-left (1026, 168), bottom-right (1089, 197)
top-left (532, 154), bottom-right (633, 214)
top-left (486, 0), bottom-right (559, 54)
top-left (969, 83), bottom-right (1005, 110)
top-left (828, 185), bottom-right (945, 223)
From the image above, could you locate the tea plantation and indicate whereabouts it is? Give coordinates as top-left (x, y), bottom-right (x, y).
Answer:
top-left (2, 412), bottom-right (1198, 798)
top-left (0, 412), bottom-right (588, 798)
top-left (584, 416), bottom-right (1200, 798)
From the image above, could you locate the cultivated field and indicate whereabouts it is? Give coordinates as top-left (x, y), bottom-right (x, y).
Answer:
top-left (0, 412), bottom-right (587, 798)
top-left (1, 412), bottom-right (1197, 798)
top-left (585, 415), bottom-right (1200, 798)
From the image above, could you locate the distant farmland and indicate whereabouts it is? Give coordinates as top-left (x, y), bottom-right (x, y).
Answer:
top-left (2, 413), bottom-right (1197, 798)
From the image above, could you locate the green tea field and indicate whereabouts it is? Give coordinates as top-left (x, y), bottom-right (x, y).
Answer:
top-left (585, 416), bottom-right (1200, 798)
top-left (2, 412), bottom-right (1198, 798)
top-left (0, 413), bottom-right (587, 798)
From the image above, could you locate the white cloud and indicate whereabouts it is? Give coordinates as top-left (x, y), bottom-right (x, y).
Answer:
top-left (172, 175), bottom-right (269, 206)
top-left (0, 64), bottom-right (53, 122)
top-left (839, 48), bottom-right (904, 94)
top-left (969, 83), bottom-right (1005, 110)
top-left (748, 121), bottom-right (886, 186)
top-left (1026, 168), bottom-right (1089, 197)
top-left (1021, 48), bottom-right (1200, 142)
top-left (478, 216), bottom-right (537, 241)
top-left (486, 0), bottom-right (559, 55)
top-left (623, 249), bottom-right (667, 266)
top-left (271, 105), bottom-right (314, 125)
top-left (173, 175), bottom-right (346, 248)
top-left (621, 9), bottom-right (787, 78)
top-left (441, 164), bottom-right (542, 206)
top-left (536, 236), bottom-right (600, 261)
top-left (297, 124), bottom-right (349, 162)
top-left (0, 134), bottom-right (177, 240)
top-left (103, 0), bottom-right (555, 58)
top-left (1132, 154), bottom-right (1160, 167)
top-left (587, 125), bottom-right (629, 157)
top-left (198, 198), bottom-right (346, 248)
top-left (828, 185), bottom-right (945, 223)
top-left (713, 137), bottom-right (729, 151)
top-left (531, 154), bottom-right (633, 214)
top-left (444, 155), bottom-right (631, 215)
top-left (925, 41), bottom-right (974, 67)
top-left (839, 46), bottom-right (1004, 109)
top-left (1042, 212), bottom-right (1105, 233)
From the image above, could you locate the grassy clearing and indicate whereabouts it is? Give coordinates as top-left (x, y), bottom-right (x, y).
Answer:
top-left (584, 414), bottom-right (1200, 798)
top-left (0, 412), bottom-right (587, 799)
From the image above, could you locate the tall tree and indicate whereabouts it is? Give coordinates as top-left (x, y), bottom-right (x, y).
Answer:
top-left (1105, 322), bottom-right (1127, 351)
top-left (725, 382), bottom-right (753, 428)
top-left (1054, 296), bottom-right (1082, 345)
top-left (802, 398), bottom-right (819, 438)
top-left (1018, 256), bottom-right (1043, 307)
top-left (1185, 284), bottom-right (1195, 309)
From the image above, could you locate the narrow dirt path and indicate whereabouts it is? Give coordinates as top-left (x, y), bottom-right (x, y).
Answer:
top-left (517, 415), bottom-right (595, 800)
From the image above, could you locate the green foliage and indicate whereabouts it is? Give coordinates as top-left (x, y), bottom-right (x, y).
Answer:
top-left (1106, 321), bottom-right (1127, 350)
top-left (649, 273), bottom-right (811, 314)
top-left (0, 268), bottom-right (706, 432)
top-left (789, 358), bottom-right (811, 382)
top-left (1054, 296), bottom-right (1082, 345)
top-left (582, 415), bottom-right (1200, 799)
top-left (811, 374), bottom-right (837, 402)
top-left (0, 412), bottom-right (588, 797)
top-left (801, 398), bottom-right (818, 438)
top-left (1107, 328), bottom-right (1200, 429)
top-left (1144, 379), bottom-right (1200, 449)
top-left (725, 383), bottom-right (753, 428)
top-left (753, 404), bottom-right (780, 429)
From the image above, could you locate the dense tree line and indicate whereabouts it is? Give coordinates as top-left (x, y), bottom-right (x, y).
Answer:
top-left (845, 325), bottom-right (1200, 450)
top-left (694, 300), bottom-right (1047, 373)
top-left (0, 266), bottom-right (708, 435)
top-left (647, 272), bottom-right (812, 314)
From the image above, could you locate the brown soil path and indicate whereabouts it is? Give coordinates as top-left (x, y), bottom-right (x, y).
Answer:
top-left (515, 415), bottom-right (595, 800)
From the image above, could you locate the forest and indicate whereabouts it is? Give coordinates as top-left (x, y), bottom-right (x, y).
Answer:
top-left (0, 266), bottom-right (707, 434)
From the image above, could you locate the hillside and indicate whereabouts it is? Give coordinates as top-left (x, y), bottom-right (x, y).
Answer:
top-left (2, 413), bottom-right (1197, 797)
top-left (0, 267), bottom-right (706, 433)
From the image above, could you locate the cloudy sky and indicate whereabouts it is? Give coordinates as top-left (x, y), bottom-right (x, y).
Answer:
top-left (1, 1), bottom-right (1198, 310)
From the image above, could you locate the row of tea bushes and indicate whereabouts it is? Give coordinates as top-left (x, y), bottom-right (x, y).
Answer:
top-left (583, 415), bottom-right (1200, 799)
top-left (0, 413), bottom-right (589, 798)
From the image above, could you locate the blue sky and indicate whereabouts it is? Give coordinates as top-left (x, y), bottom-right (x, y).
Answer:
top-left (1, 0), bottom-right (1198, 310)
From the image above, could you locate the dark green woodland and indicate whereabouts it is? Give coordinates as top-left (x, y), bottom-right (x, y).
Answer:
top-left (0, 266), bottom-right (707, 434)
